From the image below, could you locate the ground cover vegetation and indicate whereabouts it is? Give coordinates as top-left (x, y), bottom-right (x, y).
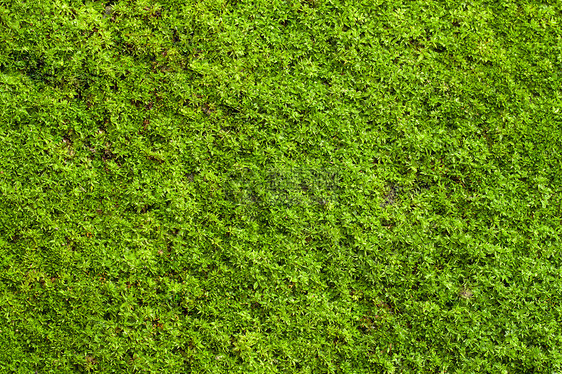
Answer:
top-left (1, 0), bottom-right (561, 372)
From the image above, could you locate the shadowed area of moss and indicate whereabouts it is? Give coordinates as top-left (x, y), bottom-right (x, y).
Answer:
top-left (1, 0), bottom-right (561, 372)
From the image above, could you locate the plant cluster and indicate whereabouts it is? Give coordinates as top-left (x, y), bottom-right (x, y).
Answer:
top-left (1, 0), bottom-right (561, 372)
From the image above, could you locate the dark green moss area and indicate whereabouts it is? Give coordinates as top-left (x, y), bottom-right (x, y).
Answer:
top-left (1, 0), bottom-right (561, 372)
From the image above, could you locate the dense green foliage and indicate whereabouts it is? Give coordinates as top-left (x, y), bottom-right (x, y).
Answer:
top-left (1, 0), bottom-right (561, 372)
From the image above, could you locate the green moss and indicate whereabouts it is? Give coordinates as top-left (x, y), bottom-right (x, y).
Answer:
top-left (1, 0), bottom-right (561, 372)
